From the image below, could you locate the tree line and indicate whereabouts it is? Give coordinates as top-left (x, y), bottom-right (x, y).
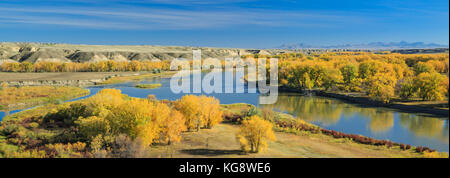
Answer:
top-left (0, 60), bottom-right (171, 72)
top-left (255, 52), bottom-right (449, 103)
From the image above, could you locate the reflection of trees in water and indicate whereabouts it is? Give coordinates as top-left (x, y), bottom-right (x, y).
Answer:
top-left (261, 95), bottom-right (448, 142)
top-left (357, 108), bottom-right (395, 133)
top-left (444, 120), bottom-right (449, 141)
top-left (260, 95), bottom-right (345, 125)
top-left (398, 113), bottom-right (449, 143)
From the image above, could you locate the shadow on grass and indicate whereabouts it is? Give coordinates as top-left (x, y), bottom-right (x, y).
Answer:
top-left (181, 149), bottom-right (245, 156)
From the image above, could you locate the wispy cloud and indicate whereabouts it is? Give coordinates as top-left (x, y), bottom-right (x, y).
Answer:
top-left (0, 0), bottom-right (258, 5)
top-left (0, 3), bottom-right (368, 30)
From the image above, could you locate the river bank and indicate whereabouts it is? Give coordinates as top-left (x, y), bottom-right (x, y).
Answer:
top-left (1, 97), bottom-right (445, 158)
top-left (279, 87), bottom-right (449, 117)
top-left (221, 103), bottom-right (447, 157)
top-left (0, 72), bottom-right (165, 86)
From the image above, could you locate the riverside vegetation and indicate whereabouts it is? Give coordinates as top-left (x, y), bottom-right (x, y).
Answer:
top-left (0, 83), bottom-right (89, 111)
top-left (135, 83), bottom-right (162, 89)
top-left (259, 52), bottom-right (449, 104)
top-left (0, 60), bottom-right (170, 73)
top-left (0, 89), bottom-right (224, 158)
top-left (0, 89), bottom-right (447, 158)
top-left (1, 89), bottom-right (446, 158)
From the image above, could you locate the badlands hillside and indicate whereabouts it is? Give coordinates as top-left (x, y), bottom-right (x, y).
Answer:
top-left (0, 42), bottom-right (285, 64)
top-left (1, 42), bottom-right (447, 64)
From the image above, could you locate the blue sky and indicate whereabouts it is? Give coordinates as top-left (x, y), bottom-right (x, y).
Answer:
top-left (0, 0), bottom-right (448, 48)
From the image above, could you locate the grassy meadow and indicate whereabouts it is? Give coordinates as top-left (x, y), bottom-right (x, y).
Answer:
top-left (0, 85), bottom-right (89, 111)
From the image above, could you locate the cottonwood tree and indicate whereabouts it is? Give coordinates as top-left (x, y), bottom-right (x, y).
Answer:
top-left (175, 95), bottom-right (223, 131)
top-left (413, 72), bottom-right (447, 101)
top-left (365, 72), bottom-right (397, 103)
top-left (160, 110), bottom-right (187, 145)
top-left (236, 115), bottom-right (276, 153)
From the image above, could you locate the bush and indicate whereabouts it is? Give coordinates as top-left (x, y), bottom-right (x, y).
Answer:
top-left (110, 134), bottom-right (149, 158)
top-left (0, 124), bottom-right (19, 136)
top-left (400, 144), bottom-right (405, 150)
top-left (260, 107), bottom-right (275, 121)
top-left (416, 146), bottom-right (423, 153)
top-left (44, 103), bottom-right (92, 127)
top-left (246, 105), bottom-right (260, 117)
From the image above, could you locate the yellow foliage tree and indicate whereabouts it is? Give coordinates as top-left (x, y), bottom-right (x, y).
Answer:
top-left (107, 98), bottom-right (158, 146)
top-left (175, 95), bottom-right (223, 131)
top-left (176, 95), bottom-right (203, 131)
top-left (160, 110), bottom-right (187, 145)
top-left (365, 72), bottom-right (397, 103)
top-left (199, 95), bottom-right (223, 129)
top-left (0, 61), bottom-right (170, 72)
top-left (413, 72), bottom-right (447, 101)
top-left (236, 116), bottom-right (276, 153)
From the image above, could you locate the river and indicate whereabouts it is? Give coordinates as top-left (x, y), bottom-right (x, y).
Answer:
top-left (1, 72), bottom-right (448, 152)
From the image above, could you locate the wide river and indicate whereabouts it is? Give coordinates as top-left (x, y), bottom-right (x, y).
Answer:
top-left (1, 72), bottom-right (448, 152)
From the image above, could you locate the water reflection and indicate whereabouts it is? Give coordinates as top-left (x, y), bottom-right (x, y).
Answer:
top-left (260, 93), bottom-right (449, 151)
top-left (398, 113), bottom-right (449, 143)
top-left (359, 109), bottom-right (395, 133)
top-left (261, 94), bottom-right (343, 125)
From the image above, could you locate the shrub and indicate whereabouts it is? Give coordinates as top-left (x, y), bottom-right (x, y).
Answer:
top-left (400, 144), bottom-right (405, 150)
top-left (416, 146), bottom-right (423, 153)
top-left (260, 107), bottom-right (275, 121)
top-left (110, 134), bottom-right (149, 158)
top-left (44, 103), bottom-right (92, 127)
top-left (246, 105), bottom-right (259, 117)
top-left (75, 116), bottom-right (111, 141)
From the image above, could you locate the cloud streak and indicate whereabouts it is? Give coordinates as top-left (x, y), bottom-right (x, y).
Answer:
top-left (0, 4), bottom-right (368, 30)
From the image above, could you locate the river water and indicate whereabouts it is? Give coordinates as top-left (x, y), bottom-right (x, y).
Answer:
top-left (1, 72), bottom-right (448, 152)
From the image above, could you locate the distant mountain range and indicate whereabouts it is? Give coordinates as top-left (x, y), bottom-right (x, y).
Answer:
top-left (276, 41), bottom-right (449, 50)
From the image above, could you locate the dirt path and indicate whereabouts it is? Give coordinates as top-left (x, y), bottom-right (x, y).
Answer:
top-left (148, 123), bottom-right (419, 158)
